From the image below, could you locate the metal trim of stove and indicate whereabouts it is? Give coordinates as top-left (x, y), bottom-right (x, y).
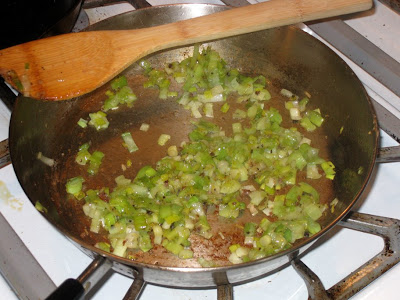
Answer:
top-left (44, 211), bottom-right (400, 300)
top-left (292, 212), bottom-right (400, 300)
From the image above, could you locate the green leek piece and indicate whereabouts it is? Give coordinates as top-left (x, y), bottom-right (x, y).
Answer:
top-left (259, 234), bottom-right (272, 247)
top-left (109, 196), bottom-right (135, 216)
top-left (158, 134), bottom-right (171, 146)
top-left (35, 201), bottom-right (47, 213)
top-left (139, 231), bottom-right (152, 252)
top-left (115, 175), bottom-right (131, 186)
top-left (249, 190), bottom-right (265, 206)
top-left (77, 118), bottom-right (88, 128)
top-left (300, 116), bottom-right (317, 132)
top-left (139, 60), bottom-right (153, 73)
top-left (121, 132), bottom-right (139, 153)
top-left (66, 176), bottom-right (84, 195)
top-left (288, 151), bottom-right (307, 170)
top-left (299, 143), bottom-right (322, 163)
top-left (285, 185), bottom-right (302, 206)
top-left (134, 214), bottom-right (148, 231)
top-left (308, 110), bottom-right (324, 127)
top-left (299, 182), bottom-right (319, 201)
top-left (7, 70), bottom-right (24, 91)
top-left (307, 164), bottom-right (322, 179)
top-left (307, 218), bottom-right (321, 234)
top-left (111, 76), bottom-right (128, 91)
top-left (104, 213), bottom-right (116, 229)
top-left (136, 166), bottom-right (157, 179)
top-left (220, 180), bottom-right (241, 194)
top-left (221, 102), bottom-right (230, 113)
top-left (75, 143), bottom-right (91, 165)
top-left (88, 151), bottom-right (104, 175)
top-left (178, 249), bottom-right (194, 259)
top-left (299, 97), bottom-right (309, 110)
top-left (304, 203), bottom-right (323, 221)
top-left (196, 215), bottom-right (211, 238)
top-left (233, 109), bottom-right (247, 119)
top-left (95, 242), bottom-right (111, 253)
top-left (198, 258), bottom-right (216, 267)
top-left (219, 203), bottom-right (241, 219)
top-left (103, 85), bottom-right (137, 111)
top-left (244, 222), bottom-right (257, 237)
top-left (259, 218), bottom-right (271, 231)
top-left (140, 123), bottom-right (150, 132)
top-left (164, 241), bottom-right (184, 255)
top-left (89, 111), bottom-right (109, 131)
top-left (159, 204), bottom-right (172, 220)
top-left (321, 161), bottom-right (336, 180)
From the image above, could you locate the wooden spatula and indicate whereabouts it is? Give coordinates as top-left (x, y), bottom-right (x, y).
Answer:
top-left (0, 0), bottom-right (372, 100)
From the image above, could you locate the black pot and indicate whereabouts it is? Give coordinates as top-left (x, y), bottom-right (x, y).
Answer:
top-left (0, 0), bottom-right (83, 49)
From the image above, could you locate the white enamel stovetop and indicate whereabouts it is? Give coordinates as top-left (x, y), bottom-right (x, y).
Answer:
top-left (0, 0), bottom-right (399, 299)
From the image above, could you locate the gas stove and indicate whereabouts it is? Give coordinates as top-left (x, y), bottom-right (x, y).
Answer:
top-left (0, 0), bottom-right (399, 299)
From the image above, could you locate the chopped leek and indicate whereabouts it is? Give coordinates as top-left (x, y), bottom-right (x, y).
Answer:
top-left (121, 132), bottom-right (139, 153)
top-left (37, 152), bottom-right (55, 167)
top-left (75, 143), bottom-right (91, 165)
top-left (111, 76), bottom-right (128, 90)
top-left (35, 201), bottom-right (47, 213)
top-left (89, 111), bottom-right (109, 131)
top-left (66, 176), bottom-right (84, 195)
top-left (77, 118), bottom-right (88, 128)
top-left (140, 123), bottom-right (150, 131)
top-left (321, 161), bottom-right (336, 180)
top-left (88, 151), bottom-right (104, 175)
top-left (220, 102), bottom-right (230, 113)
top-left (71, 45), bottom-right (336, 264)
top-left (103, 76), bottom-right (137, 111)
top-left (158, 134), bottom-right (171, 146)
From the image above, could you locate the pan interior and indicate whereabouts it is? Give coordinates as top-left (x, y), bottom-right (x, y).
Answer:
top-left (9, 5), bottom-right (378, 269)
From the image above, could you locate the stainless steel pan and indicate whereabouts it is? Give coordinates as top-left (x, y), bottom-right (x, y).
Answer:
top-left (8, 4), bottom-right (378, 299)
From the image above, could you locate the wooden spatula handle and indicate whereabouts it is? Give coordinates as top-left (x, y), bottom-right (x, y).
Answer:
top-left (144, 0), bottom-right (373, 51)
top-left (0, 0), bottom-right (372, 100)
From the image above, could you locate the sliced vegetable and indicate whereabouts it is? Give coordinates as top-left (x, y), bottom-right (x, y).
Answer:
top-left (77, 118), bottom-right (88, 128)
top-left (121, 132), bottom-right (139, 153)
top-left (103, 76), bottom-right (137, 111)
top-left (88, 151), bottom-right (104, 175)
top-left (37, 152), bottom-right (55, 167)
top-left (158, 134), bottom-right (171, 146)
top-left (89, 111), bottom-right (109, 131)
top-left (75, 143), bottom-right (91, 165)
top-left (71, 45), bottom-right (336, 264)
top-left (66, 176), bottom-right (84, 195)
top-left (140, 123), bottom-right (150, 131)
